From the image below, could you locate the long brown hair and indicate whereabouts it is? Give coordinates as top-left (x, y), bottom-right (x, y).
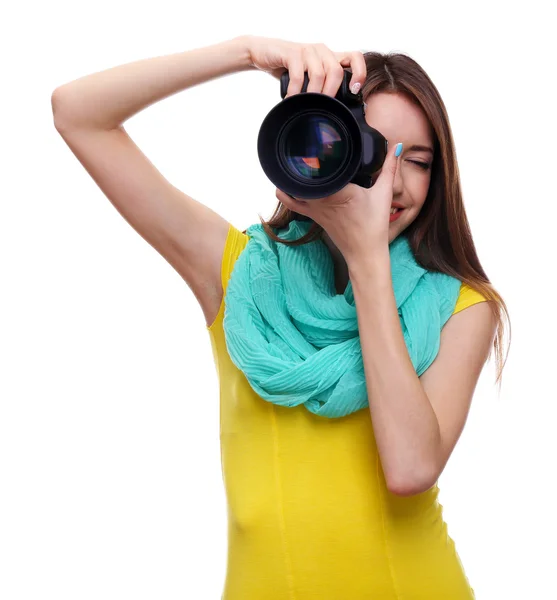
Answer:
top-left (249, 51), bottom-right (511, 390)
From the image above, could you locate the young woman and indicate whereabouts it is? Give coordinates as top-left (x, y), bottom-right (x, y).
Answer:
top-left (52, 35), bottom-right (510, 600)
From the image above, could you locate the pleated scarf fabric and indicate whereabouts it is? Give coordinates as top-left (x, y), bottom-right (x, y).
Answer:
top-left (223, 220), bottom-right (461, 419)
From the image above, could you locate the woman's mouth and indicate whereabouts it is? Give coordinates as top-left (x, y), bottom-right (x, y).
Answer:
top-left (389, 208), bottom-right (404, 222)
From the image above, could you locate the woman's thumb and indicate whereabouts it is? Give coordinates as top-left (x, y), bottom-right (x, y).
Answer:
top-left (376, 142), bottom-right (403, 188)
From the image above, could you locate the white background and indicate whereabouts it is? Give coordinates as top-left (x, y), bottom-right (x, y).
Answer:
top-left (2, 1), bottom-right (556, 598)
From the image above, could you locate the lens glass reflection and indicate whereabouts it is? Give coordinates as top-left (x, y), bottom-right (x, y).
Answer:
top-left (283, 115), bottom-right (348, 180)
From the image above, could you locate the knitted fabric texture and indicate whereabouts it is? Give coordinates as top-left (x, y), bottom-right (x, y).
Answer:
top-left (223, 220), bottom-right (461, 418)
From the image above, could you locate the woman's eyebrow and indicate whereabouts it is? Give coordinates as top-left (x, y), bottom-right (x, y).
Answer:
top-left (408, 144), bottom-right (434, 154)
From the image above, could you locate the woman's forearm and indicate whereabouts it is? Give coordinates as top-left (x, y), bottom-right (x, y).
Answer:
top-left (52, 35), bottom-right (255, 130)
top-left (348, 250), bottom-right (441, 496)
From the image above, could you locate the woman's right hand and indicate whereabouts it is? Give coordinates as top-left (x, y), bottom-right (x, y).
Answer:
top-left (243, 35), bottom-right (367, 99)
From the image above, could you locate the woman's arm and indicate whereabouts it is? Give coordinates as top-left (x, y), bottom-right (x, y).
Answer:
top-left (52, 35), bottom-right (255, 130)
top-left (50, 37), bottom-right (256, 326)
top-left (348, 249), bottom-right (497, 497)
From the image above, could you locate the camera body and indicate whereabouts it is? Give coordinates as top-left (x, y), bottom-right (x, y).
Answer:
top-left (257, 69), bottom-right (388, 199)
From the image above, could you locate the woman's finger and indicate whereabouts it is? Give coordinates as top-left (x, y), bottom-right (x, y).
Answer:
top-left (375, 142), bottom-right (403, 192)
top-left (284, 50), bottom-right (306, 98)
top-left (335, 50), bottom-right (367, 94)
top-left (319, 46), bottom-right (346, 97)
top-left (303, 46), bottom-right (326, 94)
top-left (275, 188), bottom-right (310, 215)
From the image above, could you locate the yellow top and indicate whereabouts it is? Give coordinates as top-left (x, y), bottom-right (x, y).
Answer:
top-left (207, 223), bottom-right (485, 600)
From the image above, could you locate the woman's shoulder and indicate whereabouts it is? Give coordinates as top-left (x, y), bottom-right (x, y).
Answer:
top-left (228, 223), bottom-right (250, 252)
top-left (453, 282), bottom-right (488, 315)
top-left (220, 222), bottom-right (250, 282)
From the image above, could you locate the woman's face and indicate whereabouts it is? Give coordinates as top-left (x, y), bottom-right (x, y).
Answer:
top-left (364, 92), bottom-right (434, 244)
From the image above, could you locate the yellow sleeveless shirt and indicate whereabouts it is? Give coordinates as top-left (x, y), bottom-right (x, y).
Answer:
top-left (207, 223), bottom-right (483, 600)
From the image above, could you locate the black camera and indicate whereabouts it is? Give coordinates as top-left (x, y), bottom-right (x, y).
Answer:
top-left (257, 69), bottom-right (388, 199)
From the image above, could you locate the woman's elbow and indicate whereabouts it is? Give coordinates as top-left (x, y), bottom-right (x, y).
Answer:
top-left (386, 470), bottom-right (438, 497)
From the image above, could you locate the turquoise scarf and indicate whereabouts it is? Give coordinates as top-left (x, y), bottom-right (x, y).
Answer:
top-left (223, 220), bottom-right (461, 419)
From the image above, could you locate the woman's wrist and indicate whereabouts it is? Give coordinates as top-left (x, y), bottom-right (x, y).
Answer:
top-left (228, 35), bottom-right (256, 70)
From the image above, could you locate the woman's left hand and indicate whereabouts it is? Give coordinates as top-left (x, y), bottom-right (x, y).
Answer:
top-left (276, 141), bottom-right (403, 264)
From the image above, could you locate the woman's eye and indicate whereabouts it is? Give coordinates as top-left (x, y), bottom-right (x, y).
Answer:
top-left (408, 160), bottom-right (430, 170)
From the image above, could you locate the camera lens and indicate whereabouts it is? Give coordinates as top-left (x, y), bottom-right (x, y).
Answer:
top-left (279, 113), bottom-right (351, 182)
top-left (257, 90), bottom-right (375, 199)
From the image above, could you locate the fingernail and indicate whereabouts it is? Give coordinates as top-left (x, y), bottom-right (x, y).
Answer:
top-left (350, 82), bottom-right (361, 95)
top-left (395, 142), bottom-right (403, 157)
